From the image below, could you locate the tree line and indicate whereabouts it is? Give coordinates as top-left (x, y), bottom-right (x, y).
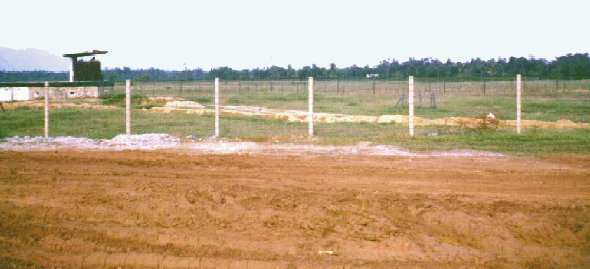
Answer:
top-left (1, 53), bottom-right (588, 82)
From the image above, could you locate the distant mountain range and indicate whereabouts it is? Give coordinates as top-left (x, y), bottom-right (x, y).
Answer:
top-left (0, 46), bottom-right (69, 71)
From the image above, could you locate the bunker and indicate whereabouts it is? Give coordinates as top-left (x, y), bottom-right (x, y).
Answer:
top-left (0, 50), bottom-right (114, 102)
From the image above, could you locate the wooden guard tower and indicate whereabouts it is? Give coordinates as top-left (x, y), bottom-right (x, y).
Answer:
top-left (63, 50), bottom-right (108, 82)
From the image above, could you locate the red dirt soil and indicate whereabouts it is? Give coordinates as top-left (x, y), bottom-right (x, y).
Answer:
top-left (0, 151), bottom-right (589, 268)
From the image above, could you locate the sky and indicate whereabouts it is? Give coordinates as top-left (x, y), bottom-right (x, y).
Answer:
top-left (3, 0), bottom-right (589, 70)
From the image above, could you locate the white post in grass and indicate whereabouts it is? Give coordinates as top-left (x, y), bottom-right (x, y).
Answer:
top-left (516, 74), bottom-right (522, 134)
top-left (214, 77), bottom-right (220, 138)
top-left (308, 77), bottom-right (314, 137)
top-left (69, 58), bottom-right (75, 82)
top-left (409, 76), bottom-right (415, 137)
top-left (126, 79), bottom-right (131, 135)
top-left (44, 81), bottom-right (49, 138)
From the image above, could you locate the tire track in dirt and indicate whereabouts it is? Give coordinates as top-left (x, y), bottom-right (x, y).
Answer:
top-left (0, 151), bottom-right (589, 268)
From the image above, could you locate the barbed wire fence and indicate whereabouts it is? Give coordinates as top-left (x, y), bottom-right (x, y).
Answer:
top-left (1, 77), bottom-right (588, 151)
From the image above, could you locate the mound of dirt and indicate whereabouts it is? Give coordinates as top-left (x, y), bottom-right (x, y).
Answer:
top-left (0, 136), bottom-right (504, 157)
top-left (183, 141), bottom-right (504, 157)
top-left (165, 100), bottom-right (205, 109)
top-left (110, 134), bottom-right (181, 149)
top-left (154, 104), bottom-right (589, 129)
top-left (0, 134), bottom-right (181, 151)
top-left (2, 100), bottom-right (119, 110)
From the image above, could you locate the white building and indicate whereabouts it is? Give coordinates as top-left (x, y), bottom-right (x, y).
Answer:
top-left (0, 82), bottom-right (113, 102)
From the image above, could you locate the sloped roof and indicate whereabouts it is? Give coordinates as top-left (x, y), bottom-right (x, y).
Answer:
top-left (63, 50), bottom-right (108, 58)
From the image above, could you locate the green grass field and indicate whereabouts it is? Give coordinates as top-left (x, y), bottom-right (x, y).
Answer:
top-left (131, 79), bottom-right (587, 123)
top-left (1, 105), bottom-right (589, 154)
top-left (2, 79), bottom-right (588, 154)
top-left (212, 93), bottom-right (589, 123)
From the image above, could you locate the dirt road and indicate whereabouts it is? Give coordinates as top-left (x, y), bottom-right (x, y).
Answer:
top-left (0, 151), bottom-right (588, 268)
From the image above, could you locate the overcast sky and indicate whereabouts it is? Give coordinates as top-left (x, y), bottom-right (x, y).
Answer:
top-left (3, 0), bottom-right (589, 70)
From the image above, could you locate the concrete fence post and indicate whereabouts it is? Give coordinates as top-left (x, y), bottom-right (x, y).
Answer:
top-left (44, 81), bottom-right (49, 138)
top-left (126, 80), bottom-right (131, 135)
top-left (409, 76), bottom-right (415, 137)
top-left (516, 74), bottom-right (522, 134)
top-left (308, 77), bottom-right (314, 137)
top-left (214, 77), bottom-right (220, 138)
top-left (69, 60), bottom-right (74, 82)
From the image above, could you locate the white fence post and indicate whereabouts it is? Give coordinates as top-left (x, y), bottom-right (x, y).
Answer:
top-left (69, 59), bottom-right (74, 82)
top-left (308, 77), bottom-right (314, 137)
top-left (214, 77), bottom-right (220, 138)
top-left (516, 74), bottom-right (522, 134)
top-left (409, 76), bottom-right (415, 137)
top-left (44, 81), bottom-right (49, 138)
top-left (126, 80), bottom-right (131, 135)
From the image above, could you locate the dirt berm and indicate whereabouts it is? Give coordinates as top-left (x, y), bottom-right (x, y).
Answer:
top-left (155, 101), bottom-right (589, 129)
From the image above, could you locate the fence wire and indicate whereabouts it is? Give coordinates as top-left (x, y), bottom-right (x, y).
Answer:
top-left (1, 78), bottom-right (588, 153)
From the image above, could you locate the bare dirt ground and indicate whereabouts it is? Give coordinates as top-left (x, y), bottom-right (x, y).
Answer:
top-left (0, 150), bottom-right (589, 268)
